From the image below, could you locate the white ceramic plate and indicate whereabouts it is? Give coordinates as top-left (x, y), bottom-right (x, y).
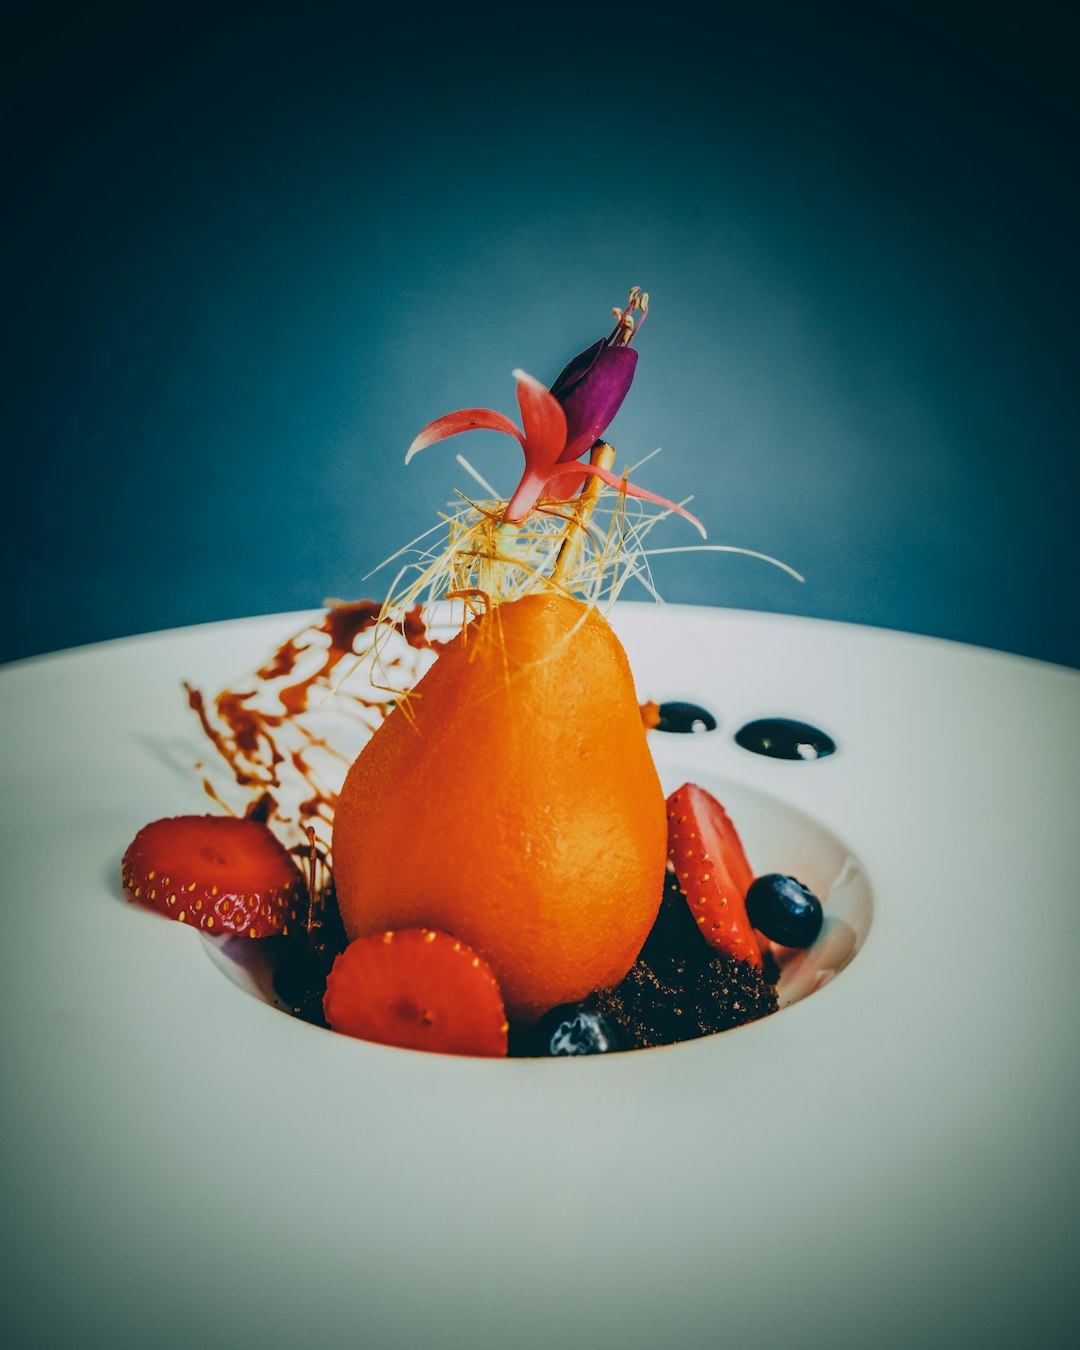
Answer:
top-left (3, 605), bottom-right (1079, 1350)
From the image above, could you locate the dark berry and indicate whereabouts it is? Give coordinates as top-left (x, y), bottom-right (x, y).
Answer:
top-left (527, 1004), bottom-right (620, 1056)
top-left (745, 874), bottom-right (824, 948)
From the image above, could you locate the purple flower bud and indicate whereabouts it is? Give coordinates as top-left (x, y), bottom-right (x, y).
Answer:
top-left (549, 338), bottom-right (638, 463)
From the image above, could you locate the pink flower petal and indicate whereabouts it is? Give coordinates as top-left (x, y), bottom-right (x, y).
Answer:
top-left (503, 468), bottom-right (550, 524)
top-left (512, 369), bottom-right (567, 473)
top-left (545, 463), bottom-right (707, 537)
top-left (405, 408), bottom-right (524, 464)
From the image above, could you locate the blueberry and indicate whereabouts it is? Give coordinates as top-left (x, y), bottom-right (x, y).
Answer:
top-left (528, 1004), bottom-right (619, 1056)
top-left (745, 874), bottom-right (824, 948)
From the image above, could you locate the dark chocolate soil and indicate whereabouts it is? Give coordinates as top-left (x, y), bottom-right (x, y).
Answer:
top-left (273, 872), bottom-right (778, 1052)
top-left (271, 880), bottom-right (349, 1027)
top-left (589, 872), bottom-right (778, 1050)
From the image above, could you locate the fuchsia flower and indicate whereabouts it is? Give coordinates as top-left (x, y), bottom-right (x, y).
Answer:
top-left (405, 291), bottom-right (705, 536)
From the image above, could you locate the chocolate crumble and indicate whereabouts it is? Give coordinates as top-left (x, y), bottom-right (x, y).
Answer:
top-left (592, 872), bottom-right (778, 1050)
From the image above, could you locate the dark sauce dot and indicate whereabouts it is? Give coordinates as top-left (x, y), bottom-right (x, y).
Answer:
top-left (654, 701), bottom-right (717, 734)
top-left (734, 717), bottom-right (836, 761)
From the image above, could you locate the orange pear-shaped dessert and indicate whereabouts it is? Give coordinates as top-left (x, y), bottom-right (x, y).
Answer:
top-left (332, 591), bottom-right (668, 1021)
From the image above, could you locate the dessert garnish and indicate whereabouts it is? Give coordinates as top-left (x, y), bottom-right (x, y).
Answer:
top-left (517, 868), bottom-right (779, 1055)
top-left (666, 782), bottom-right (762, 967)
top-left (183, 600), bottom-right (442, 860)
top-left (121, 288), bottom-right (816, 1057)
top-left (745, 875), bottom-right (824, 948)
top-left (122, 814), bottom-right (307, 936)
top-left (734, 717), bottom-right (837, 761)
top-left (649, 700), bottom-right (718, 734)
top-left (323, 928), bottom-right (509, 1057)
top-left (404, 287), bottom-right (704, 534)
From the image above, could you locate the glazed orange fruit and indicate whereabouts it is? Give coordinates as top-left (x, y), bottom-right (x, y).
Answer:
top-left (332, 592), bottom-right (667, 1021)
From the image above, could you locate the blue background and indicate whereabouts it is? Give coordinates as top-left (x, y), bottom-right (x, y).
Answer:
top-left (5, 1), bottom-right (1078, 668)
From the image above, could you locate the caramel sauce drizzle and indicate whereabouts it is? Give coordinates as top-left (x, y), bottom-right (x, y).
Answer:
top-left (187, 600), bottom-right (440, 865)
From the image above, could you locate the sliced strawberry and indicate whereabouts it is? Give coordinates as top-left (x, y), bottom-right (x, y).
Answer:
top-left (666, 783), bottom-right (762, 968)
top-left (323, 928), bottom-right (509, 1057)
top-left (121, 815), bottom-right (307, 936)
